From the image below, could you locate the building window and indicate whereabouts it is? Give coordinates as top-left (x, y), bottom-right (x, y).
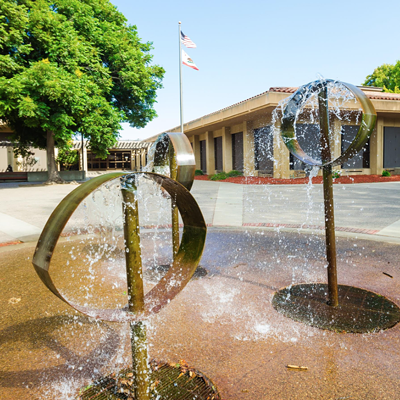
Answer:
top-left (200, 140), bottom-right (206, 173)
top-left (87, 152), bottom-right (106, 170)
top-left (232, 132), bottom-right (244, 171)
top-left (214, 137), bottom-right (223, 172)
top-left (384, 127), bottom-right (400, 168)
top-left (341, 125), bottom-right (369, 169)
top-left (254, 126), bottom-right (273, 173)
top-left (87, 151), bottom-right (132, 170)
top-left (289, 124), bottom-right (321, 170)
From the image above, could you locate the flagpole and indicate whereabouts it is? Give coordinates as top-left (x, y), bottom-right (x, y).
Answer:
top-left (178, 21), bottom-right (184, 134)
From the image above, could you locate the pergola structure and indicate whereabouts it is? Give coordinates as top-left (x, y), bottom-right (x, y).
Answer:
top-left (71, 140), bottom-right (151, 172)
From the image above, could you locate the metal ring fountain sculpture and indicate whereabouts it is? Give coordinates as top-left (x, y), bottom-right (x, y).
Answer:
top-left (33, 172), bottom-right (220, 399)
top-left (150, 131), bottom-right (196, 191)
top-left (272, 79), bottom-right (400, 333)
top-left (148, 132), bottom-right (196, 257)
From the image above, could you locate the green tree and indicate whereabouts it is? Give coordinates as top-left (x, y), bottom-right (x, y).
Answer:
top-left (56, 146), bottom-right (79, 170)
top-left (14, 145), bottom-right (38, 171)
top-left (363, 62), bottom-right (400, 93)
top-left (0, 0), bottom-right (164, 182)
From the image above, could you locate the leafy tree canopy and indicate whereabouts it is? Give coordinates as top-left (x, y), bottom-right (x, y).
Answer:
top-left (56, 146), bottom-right (79, 170)
top-left (0, 0), bottom-right (164, 158)
top-left (363, 61), bottom-right (400, 93)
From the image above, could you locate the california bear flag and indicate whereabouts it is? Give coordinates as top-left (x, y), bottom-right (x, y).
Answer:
top-left (182, 50), bottom-right (199, 71)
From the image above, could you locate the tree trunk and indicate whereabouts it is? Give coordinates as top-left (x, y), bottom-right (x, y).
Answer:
top-left (46, 130), bottom-right (64, 184)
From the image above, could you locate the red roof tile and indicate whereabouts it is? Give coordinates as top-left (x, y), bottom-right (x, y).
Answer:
top-left (167, 85), bottom-right (400, 133)
top-left (362, 91), bottom-right (400, 100)
top-left (203, 86), bottom-right (400, 122)
top-left (269, 87), bottom-right (400, 101)
top-left (269, 87), bottom-right (298, 93)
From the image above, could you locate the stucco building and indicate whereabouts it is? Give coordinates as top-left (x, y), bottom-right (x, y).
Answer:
top-left (154, 86), bottom-right (400, 178)
top-left (0, 125), bottom-right (150, 176)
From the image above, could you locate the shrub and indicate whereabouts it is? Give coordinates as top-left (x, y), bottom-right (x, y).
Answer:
top-left (56, 148), bottom-right (80, 171)
top-left (226, 170), bottom-right (243, 177)
top-left (382, 170), bottom-right (391, 177)
top-left (209, 172), bottom-right (228, 181)
top-left (195, 169), bottom-right (204, 176)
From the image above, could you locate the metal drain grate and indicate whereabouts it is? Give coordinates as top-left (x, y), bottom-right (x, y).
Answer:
top-left (145, 265), bottom-right (208, 282)
top-left (78, 361), bottom-right (220, 400)
top-left (272, 283), bottom-right (400, 333)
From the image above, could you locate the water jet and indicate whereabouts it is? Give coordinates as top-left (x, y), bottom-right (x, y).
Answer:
top-left (32, 171), bottom-right (219, 400)
top-left (273, 79), bottom-right (400, 332)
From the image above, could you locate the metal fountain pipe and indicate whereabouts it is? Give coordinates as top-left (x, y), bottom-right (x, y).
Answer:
top-left (280, 79), bottom-right (377, 307)
top-left (318, 87), bottom-right (338, 307)
top-left (169, 144), bottom-right (180, 257)
top-left (121, 176), bottom-right (149, 400)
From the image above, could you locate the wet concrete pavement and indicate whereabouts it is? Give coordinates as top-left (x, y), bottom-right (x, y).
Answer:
top-left (0, 179), bottom-right (400, 399)
top-left (0, 229), bottom-right (399, 400)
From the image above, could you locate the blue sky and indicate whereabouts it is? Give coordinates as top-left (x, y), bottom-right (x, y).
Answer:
top-left (111, 0), bottom-right (400, 141)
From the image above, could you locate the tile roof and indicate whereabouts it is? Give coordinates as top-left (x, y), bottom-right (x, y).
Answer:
top-left (362, 90), bottom-right (400, 100)
top-left (158, 85), bottom-right (400, 137)
top-left (71, 140), bottom-right (151, 150)
top-left (268, 86), bottom-right (400, 101)
top-left (269, 87), bottom-right (298, 93)
top-left (182, 85), bottom-right (400, 129)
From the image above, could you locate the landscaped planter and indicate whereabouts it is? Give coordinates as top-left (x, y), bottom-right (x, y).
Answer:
top-left (27, 170), bottom-right (86, 182)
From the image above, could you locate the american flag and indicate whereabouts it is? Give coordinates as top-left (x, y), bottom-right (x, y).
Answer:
top-left (181, 31), bottom-right (197, 48)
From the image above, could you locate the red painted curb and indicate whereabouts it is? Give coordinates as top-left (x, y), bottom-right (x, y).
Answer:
top-left (0, 241), bottom-right (23, 247)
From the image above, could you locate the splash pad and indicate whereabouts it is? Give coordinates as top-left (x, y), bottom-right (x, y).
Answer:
top-left (273, 79), bottom-right (400, 332)
top-left (2, 228), bottom-right (400, 399)
top-left (1, 80), bottom-right (400, 400)
top-left (28, 126), bottom-right (224, 399)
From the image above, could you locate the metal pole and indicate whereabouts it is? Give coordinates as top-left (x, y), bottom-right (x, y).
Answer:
top-left (81, 132), bottom-right (84, 171)
top-left (318, 86), bottom-right (339, 307)
top-left (169, 144), bottom-right (180, 257)
top-left (175, 21), bottom-right (184, 257)
top-left (179, 21), bottom-right (184, 134)
top-left (121, 178), bottom-right (149, 400)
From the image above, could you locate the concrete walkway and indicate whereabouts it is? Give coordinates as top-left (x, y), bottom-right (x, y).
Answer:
top-left (212, 183), bottom-right (243, 226)
top-left (1, 179), bottom-right (400, 400)
top-left (1, 179), bottom-right (400, 245)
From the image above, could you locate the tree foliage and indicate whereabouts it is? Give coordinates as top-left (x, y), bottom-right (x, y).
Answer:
top-left (0, 0), bottom-right (164, 160)
top-left (14, 145), bottom-right (38, 170)
top-left (363, 62), bottom-right (400, 93)
top-left (56, 146), bottom-right (79, 170)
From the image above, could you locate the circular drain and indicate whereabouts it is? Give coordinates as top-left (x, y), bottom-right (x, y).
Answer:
top-left (272, 283), bottom-right (400, 333)
top-left (78, 360), bottom-right (220, 400)
top-left (145, 265), bottom-right (208, 282)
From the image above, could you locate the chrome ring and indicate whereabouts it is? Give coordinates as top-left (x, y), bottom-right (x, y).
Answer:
top-left (151, 132), bottom-right (196, 190)
top-left (281, 79), bottom-right (377, 168)
top-left (32, 172), bottom-right (207, 322)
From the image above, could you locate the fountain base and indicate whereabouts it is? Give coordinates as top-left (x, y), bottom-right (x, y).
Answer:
top-left (77, 360), bottom-right (220, 400)
top-left (272, 283), bottom-right (400, 333)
